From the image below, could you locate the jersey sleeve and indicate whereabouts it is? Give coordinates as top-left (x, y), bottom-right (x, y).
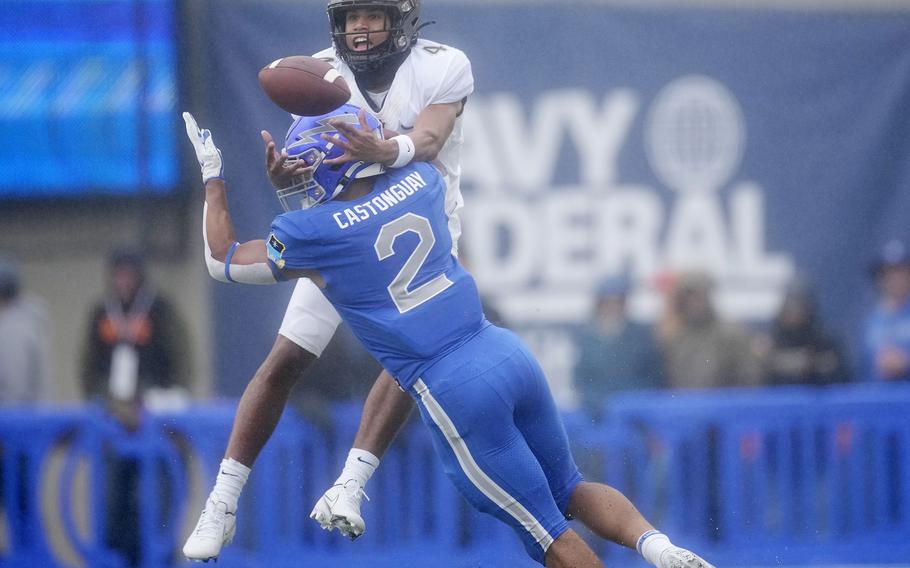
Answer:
top-left (267, 212), bottom-right (321, 271)
top-left (426, 45), bottom-right (474, 105)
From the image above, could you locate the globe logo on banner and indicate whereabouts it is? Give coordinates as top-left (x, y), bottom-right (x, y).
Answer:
top-left (645, 75), bottom-right (745, 196)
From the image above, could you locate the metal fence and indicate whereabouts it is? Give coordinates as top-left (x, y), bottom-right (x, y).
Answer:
top-left (1, 384), bottom-right (908, 568)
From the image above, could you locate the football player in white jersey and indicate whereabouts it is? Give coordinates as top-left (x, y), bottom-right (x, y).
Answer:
top-left (183, 0), bottom-right (473, 561)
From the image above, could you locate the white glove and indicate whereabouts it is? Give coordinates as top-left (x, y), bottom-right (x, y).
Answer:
top-left (182, 111), bottom-right (224, 183)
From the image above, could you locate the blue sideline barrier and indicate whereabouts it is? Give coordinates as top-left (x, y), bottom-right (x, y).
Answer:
top-left (0, 385), bottom-right (908, 568)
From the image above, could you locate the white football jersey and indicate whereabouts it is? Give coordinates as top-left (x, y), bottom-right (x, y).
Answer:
top-left (310, 39), bottom-right (474, 246)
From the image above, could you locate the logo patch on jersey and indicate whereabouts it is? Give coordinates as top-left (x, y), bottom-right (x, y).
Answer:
top-left (422, 45), bottom-right (446, 54)
top-left (267, 233), bottom-right (286, 269)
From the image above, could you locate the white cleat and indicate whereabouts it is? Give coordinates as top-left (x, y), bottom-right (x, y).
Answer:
top-left (659, 547), bottom-right (716, 568)
top-left (183, 496), bottom-right (236, 562)
top-left (309, 480), bottom-right (369, 540)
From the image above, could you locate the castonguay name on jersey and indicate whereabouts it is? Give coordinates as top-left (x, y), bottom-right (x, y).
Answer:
top-left (332, 171), bottom-right (428, 230)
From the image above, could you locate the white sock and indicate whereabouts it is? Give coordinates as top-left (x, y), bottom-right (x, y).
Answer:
top-left (211, 458), bottom-right (251, 509)
top-left (334, 448), bottom-right (380, 488)
top-left (638, 530), bottom-right (672, 567)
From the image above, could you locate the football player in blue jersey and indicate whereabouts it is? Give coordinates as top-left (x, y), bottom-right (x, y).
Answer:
top-left (182, 106), bottom-right (715, 568)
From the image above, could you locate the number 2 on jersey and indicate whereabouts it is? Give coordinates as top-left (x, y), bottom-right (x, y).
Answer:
top-left (374, 213), bottom-right (453, 313)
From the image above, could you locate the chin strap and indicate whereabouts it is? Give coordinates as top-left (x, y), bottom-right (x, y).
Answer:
top-left (414, 20), bottom-right (436, 35)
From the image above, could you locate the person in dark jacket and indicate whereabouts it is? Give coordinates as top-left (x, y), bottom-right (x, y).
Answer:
top-left (80, 247), bottom-right (189, 428)
top-left (758, 277), bottom-right (848, 386)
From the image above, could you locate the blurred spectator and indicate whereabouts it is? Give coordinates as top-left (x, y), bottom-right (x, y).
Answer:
top-left (80, 247), bottom-right (191, 426)
top-left (572, 275), bottom-right (663, 416)
top-left (0, 254), bottom-right (53, 404)
top-left (79, 247), bottom-right (190, 567)
top-left (656, 271), bottom-right (761, 389)
top-left (757, 277), bottom-right (848, 386)
top-left (0, 255), bottom-right (53, 558)
top-left (861, 239), bottom-right (910, 382)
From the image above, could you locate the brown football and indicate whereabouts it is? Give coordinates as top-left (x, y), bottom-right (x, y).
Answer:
top-left (258, 56), bottom-right (351, 116)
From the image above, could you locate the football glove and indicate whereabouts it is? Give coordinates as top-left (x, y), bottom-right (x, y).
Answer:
top-left (183, 111), bottom-right (224, 183)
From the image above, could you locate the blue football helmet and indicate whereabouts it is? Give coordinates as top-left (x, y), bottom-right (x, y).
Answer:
top-left (279, 104), bottom-right (385, 211)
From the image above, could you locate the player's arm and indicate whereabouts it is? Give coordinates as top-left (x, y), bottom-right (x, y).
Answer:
top-left (324, 102), bottom-right (461, 168)
top-left (203, 178), bottom-right (315, 284)
top-left (405, 100), bottom-right (461, 161)
top-left (183, 112), bottom-right (311, 284)
top-left (201, 179), bottom-right (276, 283)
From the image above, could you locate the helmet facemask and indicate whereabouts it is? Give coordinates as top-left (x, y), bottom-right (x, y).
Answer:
top-left (327, 0), bottom-right (422, 76)
top-left (276, 148), bottom-right (330, 212)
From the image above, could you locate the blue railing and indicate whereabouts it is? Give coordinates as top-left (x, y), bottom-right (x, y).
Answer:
top-left (1, 385), bottom-right (908, 568)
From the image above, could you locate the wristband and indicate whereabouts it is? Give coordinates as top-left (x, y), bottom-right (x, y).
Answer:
top-left (390, 135), bottom-right (415, 168)
top-left (223, 241), bottom-right (240, 283)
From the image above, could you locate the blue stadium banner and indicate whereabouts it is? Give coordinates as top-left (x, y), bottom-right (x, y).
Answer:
top-left (201, 3), bottom-right (910, 397)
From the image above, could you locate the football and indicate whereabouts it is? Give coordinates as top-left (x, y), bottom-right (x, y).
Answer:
top-left (258, 56), bottom-right (351, 116)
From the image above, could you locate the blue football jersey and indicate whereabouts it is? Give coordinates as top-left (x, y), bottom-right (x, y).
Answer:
top-left (267, 162), bottom-right (488, 389)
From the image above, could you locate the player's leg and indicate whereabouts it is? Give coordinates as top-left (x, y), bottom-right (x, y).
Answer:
top-left (350, 369), bottom-right (415, 457)
top-left (412, 376), bottom-right (570, 564)
top-left (223, 335), bottom-right (315, 465)
top-left (567, 485), bottom-right (715, 567)
top-left (510, 356), bottom-right (651, 547)
top-left (309, 369), bottom-right (415, 539)
top-left (183, 278), bottom-right (339, 562)
top-left (508, 334), bottom-right (715, 568)
top-left (566, 482), bottom-right (653, 547)
top-left (408, 327), bottom-right (595, 565)
top-left (544, 529), bottom-right (604, 568)
top-left (508, 338), bottom-right (585, 517)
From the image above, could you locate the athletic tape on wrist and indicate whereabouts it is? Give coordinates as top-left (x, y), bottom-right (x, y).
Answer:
top-left (390, 135), bottom-right (415, 168)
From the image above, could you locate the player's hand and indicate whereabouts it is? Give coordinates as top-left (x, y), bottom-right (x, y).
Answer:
top-left (323, 108), bottom-right (395, 166)
top-left (262, 130), bottom-right (313, 189)
top-left (182, 112), bottom-right (224, 183)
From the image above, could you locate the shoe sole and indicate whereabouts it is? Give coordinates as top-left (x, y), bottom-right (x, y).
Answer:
top-left (331, 515), bottom-right (364, 540)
